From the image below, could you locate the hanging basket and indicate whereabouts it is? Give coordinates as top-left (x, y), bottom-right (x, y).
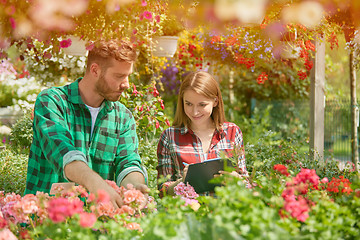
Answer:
top-left (62, 36), bottom-right (88, 56)
top-left (152, 36), bottom-right (179, 57)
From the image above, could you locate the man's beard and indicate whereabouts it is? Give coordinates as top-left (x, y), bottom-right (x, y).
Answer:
top-left (95, 73), bottom-right (122, 102)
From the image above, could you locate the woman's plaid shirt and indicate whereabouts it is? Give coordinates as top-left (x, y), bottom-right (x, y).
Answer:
top-left (156, 122), bottom-right (247, 192)
top-left (24, 79), bottom-right (145, 195)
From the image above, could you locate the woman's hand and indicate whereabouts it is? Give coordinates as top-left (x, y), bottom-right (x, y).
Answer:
top-left (182, 165), bottom-right (189, 182)
top-left (218, 170), bottom-right (241, 178)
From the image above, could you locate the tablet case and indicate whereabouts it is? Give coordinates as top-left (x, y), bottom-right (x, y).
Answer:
top-left (184, 158), bottom-right (235, 193)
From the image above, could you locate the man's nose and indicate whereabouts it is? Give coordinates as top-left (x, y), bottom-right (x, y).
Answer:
top-left (120, 78), bottom-right (130, 89)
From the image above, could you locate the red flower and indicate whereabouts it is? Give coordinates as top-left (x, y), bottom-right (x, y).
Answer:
top-left (327, 176), bottom-right (353, 195)
top-left (304, 60), bottom-right (313, 71)
top-left (327, 32), bottom-right (339, 50)
top-left (60, 38), bottom-right (72, 48)
top-left (273, 164), bottom-right (290, 176)
top-left (211, 35), bottom-right (221, 44)
top-left (257, 72), bottom-right (268, 85)
top-left (297, 70), bottom-right (307, 80)
top-left (305, 40), bottom-right (315, 51)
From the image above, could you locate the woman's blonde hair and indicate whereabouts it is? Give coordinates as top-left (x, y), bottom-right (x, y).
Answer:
top-left (173, 71), bottom-right (226, 130)
top-left (86, 39), bottom-right (137, 72)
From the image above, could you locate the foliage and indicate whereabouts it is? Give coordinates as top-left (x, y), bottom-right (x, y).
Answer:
top-left (1, 128), bottom-right (360, 239)
top-left (120, 80), bottom-right (170, 142)
top-left (9, 110), bottom-right (33, 153)
top-left (0, 149), bottom-right (28, 195)
top-left (156, 14), bottom-right (185, 36)
top-left (138, 137), bottom-right (159, 190)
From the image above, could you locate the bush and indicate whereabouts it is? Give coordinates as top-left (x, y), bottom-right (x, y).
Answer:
top-left (9, 110), bottom-right (33, 153)
top-left (0, 148), bottom-right (28, 195)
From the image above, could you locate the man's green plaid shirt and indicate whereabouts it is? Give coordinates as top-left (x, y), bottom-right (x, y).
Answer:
top-left (24, 79), bottom-right (146, 195)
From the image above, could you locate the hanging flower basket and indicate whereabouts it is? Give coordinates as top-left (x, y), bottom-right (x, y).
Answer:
top-left (62, 36), bottom-right (88, 56)
top-left (152, 36), bottom-right (179, 57)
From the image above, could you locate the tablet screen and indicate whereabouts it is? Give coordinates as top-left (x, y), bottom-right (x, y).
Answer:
top-left (184, 158), bottom-right (235, 193)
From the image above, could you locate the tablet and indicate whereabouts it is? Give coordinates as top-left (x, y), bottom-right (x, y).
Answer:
top-left (184, 158), bottom-right (235, 193)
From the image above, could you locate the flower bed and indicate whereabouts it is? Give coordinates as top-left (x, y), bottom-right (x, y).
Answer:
top-left (1, 158), bottom-right (359, 239)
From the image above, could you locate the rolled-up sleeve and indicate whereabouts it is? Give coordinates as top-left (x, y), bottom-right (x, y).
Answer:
top-left (34, 90), bottom-right (82, 178)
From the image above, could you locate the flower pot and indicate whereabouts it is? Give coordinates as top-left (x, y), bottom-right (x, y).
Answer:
top-left (62, 36), bottom-right (88, 56)
top-left (153, 36), bottom-right (179, 57)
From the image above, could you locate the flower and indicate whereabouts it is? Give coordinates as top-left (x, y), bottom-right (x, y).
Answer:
top-left (257, 72), bottom-right (268, 85)
top-left (273, 164), bottom-right (290, 176)
top-left (79, 212), bottom-right (97, 228)
top-left (142, 11), bottom-right (153, 21)
top-left (174, 182), bottom-right (199, 199)
top-left (48, 197), bottom-right (83, 223)
top-left (59, 38), bottom-right (72, 48)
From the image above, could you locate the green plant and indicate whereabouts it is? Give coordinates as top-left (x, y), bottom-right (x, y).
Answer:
top-left (10, 109), bottom-right (33, 153)
top-left (158, 15), bottom-right (185, 36)
top-left (120, 81), bottom-right (170, 141)
top-left (0, 148), bottom-right (28, 195)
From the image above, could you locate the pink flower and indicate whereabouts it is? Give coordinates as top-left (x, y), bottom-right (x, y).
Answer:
top-left (123, 190), bottom-right (136, 204)
top-left (60, 38), bottom-right (72, 48)
top-left (293, 168), bottom-right (320, 189)
top-left (284, 196), bottom-right (310, 222)
top-left (141, 0), bottom-right (147, 6)
top-left (155, 120), bottom-right (160, 129)
top-left (0, 215), bottom-right (7, 229)
top-left (174, 182), bottom-right (199, 199)
top-left (86, 42), bottom-right (95, 51)
top-left (117, 205), bottom-right (135, 216)
top-left (321, 177), bottom-right (329, 184)
top-left (48, 197), bottom-right (83, 223)
top-left (79, 212), bottom-right (97, 228)
top-left (9, 17), bottom-right (16, 29)
top-left (125, 222), bottom-right (142, 231)
top-left (43, 51), bottom-right (52, 59)
top-left (142, 11), bottom-right (152, 21)
top-left (96, 189), bottom-right (110, 204)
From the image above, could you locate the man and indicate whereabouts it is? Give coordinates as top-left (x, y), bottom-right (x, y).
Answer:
top-left (25, 39), bottom-right (148, 208)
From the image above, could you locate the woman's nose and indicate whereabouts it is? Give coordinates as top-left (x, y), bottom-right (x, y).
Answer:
top-left (192, 106), bottom-right (199, 115)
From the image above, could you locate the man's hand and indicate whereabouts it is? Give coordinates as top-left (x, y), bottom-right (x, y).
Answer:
top-left (121, 171), bottom-right (149, 208)
top-left (64, 161), bottom-right (123, 208)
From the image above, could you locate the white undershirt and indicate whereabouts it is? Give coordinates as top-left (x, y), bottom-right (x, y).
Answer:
top-left (86, 104), bottom-right (101, 136)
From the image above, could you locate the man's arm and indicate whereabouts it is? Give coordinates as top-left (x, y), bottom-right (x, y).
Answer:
top-left (64, 161), bottom-right (123, 208)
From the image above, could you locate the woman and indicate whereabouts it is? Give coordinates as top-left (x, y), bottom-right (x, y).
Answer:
top-left (157, 71), bottom-right (248, 195)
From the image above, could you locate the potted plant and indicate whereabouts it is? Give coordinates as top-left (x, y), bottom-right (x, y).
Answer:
top-left (153, 15), bottom-right (185, 57)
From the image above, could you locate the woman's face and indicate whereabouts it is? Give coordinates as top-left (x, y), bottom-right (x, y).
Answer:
top-left (183, 89), bottom-right (217, 128)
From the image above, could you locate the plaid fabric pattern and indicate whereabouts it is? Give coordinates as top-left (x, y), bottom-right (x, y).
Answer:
top-left (25, 79), bottom-right (144, 195)
top-left (157, 122), bottom-right (247, 191)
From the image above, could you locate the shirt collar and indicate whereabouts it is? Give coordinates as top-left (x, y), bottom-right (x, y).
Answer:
top-left (180, 124), bottom-right (226, 139)
top-left (67, 77), bottom-right (114, 112)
